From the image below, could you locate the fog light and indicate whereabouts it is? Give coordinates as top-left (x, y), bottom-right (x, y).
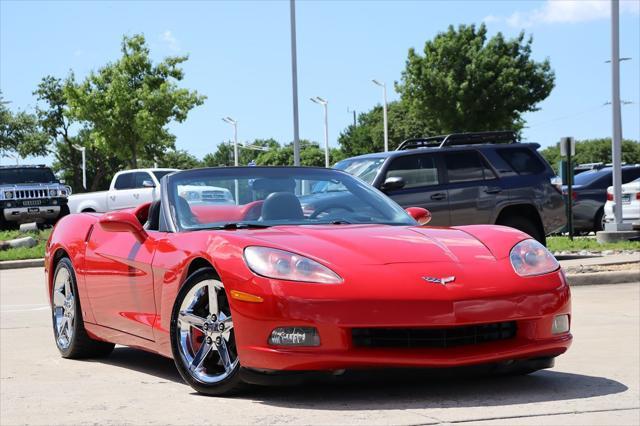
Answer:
top-left (268, 327), bottom-right (320, 346)
top-left (552, 314), bottom-right (570, 334)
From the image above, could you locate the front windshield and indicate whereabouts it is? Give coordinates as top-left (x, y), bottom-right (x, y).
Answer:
top-left (166, 167), bottom-right (415, 231)
top-left (0, 168), bottom-right (56, 184)
top-left (334, 157), bottom-right (385, 184)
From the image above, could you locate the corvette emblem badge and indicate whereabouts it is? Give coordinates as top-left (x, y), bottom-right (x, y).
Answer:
top-left (422, 276), bottom-right (456, 286)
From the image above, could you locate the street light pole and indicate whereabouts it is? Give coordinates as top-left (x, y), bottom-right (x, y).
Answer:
top-left (290, 0), bottom-right (301, 166)
top-left (222, 117), bottom-right (239, 166)
top-left (222, 117), bottom-right (239, 204)
top-left (310, 97), bottom-right (329, 167)
top-left (609, 0), bottom-right (626, 231)
top-left (72, 145), bottom-right (86, 190)
top-left (372, 79), bottom-right (389, 152)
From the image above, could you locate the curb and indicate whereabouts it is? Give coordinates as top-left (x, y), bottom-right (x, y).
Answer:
top-left (566, 270), bottom-right (639, 286)
top-left (0, 258), bottom-right (44, 270)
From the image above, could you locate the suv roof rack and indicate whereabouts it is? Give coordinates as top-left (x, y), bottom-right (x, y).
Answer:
top-left (396, 131), bottom-right (518, 151)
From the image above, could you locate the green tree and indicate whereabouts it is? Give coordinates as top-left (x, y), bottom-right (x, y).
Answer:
top-left (203, 138), bottom-right (280, 167)
top-left (255, 140), bottom-right (344, 167)
top-left (540, 138), bottom-right (640, 173)
top-left (338, 101), bottom-right (430, 156)
top-left (151, 149), bottom-right (202, 169)
top-left (396, 24), bottom-right (555, 134)
top-left (66, 34), bottom-right (205, 168)
top-left (0, 93), bottom-right (49, 160)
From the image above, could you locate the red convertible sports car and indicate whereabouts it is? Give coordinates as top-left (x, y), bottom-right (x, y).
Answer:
top-left (45, 167), bottom-right (572, 395)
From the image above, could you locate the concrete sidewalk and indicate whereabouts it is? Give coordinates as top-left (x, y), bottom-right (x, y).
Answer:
top-left (559, 253), bottom-right (639, 269)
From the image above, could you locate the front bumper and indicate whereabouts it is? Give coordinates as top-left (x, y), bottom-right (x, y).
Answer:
top-left (230, 273), bottom-right (572, 372)
top-left (2, 205), bottom-right (61, 223)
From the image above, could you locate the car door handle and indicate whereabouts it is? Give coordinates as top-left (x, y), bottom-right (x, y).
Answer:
top-left (133, 193), bottom-right (139, 199)
top-left (431, 193), bottom-right (447, 201)
top-left (484, 187), bottom-right (502, 194)
top-left (109, 195), bottom-right (116, 201)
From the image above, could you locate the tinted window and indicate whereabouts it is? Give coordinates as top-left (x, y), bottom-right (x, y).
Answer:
top-left (622, 167), bottom-right (640, 183)
top-left (574, 169), bottom-right (608, 186)
top-left (152, 170), bottom-right (174, 181)
top-left (114, 173), bottom-right (134, 190)
top-left (444, 151), bottom-right (494, 183)
top-left (0, 168), bottom-right (56, 184)
top-left (386, 155), bottom-right (439, 188)
top-left (134, 172), bottom-right (153, 188)
top-left (498, 148), bottom-right (546, 175)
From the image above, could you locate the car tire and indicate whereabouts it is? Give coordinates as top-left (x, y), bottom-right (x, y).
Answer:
top-left (170, 267), bottom-right (245, 396)
top-left (51, 257), bottom-right (115, 358)
top-left (498, 216), bottom-right (546, 245)
top-left (594, 207), bottom-right (605, 232)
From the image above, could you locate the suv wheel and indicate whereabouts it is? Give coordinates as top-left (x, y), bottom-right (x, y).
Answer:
top-left (498, 216), bottom-right (545, 245)
top-left (594, 207), bottom-right (605, 232)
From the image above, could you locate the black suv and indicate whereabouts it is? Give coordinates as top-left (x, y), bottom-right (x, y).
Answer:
top-left (331, 131), bottom-right (566, 244)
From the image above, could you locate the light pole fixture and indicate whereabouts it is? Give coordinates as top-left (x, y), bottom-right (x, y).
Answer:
top-left (222, 116), bottom-right (239, 204)
top-left (310, 96), bottom-right (329, 167)
top-left (372, 79), bottom-right (389, 152)
top-left (72, 144), bottom-right (87, 190)
top-left (221, 117), bottom-right (239, 167)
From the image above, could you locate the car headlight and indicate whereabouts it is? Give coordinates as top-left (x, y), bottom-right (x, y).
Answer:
top-left (243, 246), bottom-right (342, 284)
top-left (510, 239), bottom-right (560, 277)
top-left (4, 191), bottom-right (14, 199)
top-left (49, 189), bottom-right (59, 197)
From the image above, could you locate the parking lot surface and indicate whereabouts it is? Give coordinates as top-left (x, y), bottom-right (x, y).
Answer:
top-left (1, 267), bottom-right (638, 425)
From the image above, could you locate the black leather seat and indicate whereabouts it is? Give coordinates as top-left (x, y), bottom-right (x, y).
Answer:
top-left (145, 201), bottom-right (161, 231)
top-left (261, 192), bottom-right (304, 221)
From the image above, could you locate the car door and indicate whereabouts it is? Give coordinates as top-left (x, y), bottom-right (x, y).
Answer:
top-left (83, 223), bottom-right (158, 340)
top-left (443, 150), bottom-right (503, 225)
top-left (381, 153), bottom-right (450, 226)
top-left (108, 172), bottom-right (136, 210)
top-left (132, 171), bottom-right (157, 204)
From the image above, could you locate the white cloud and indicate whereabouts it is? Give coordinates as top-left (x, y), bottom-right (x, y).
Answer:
top-left (162, 30), bottom-right (180, 52)
top-left (486, 0), bottom-right (640, 28)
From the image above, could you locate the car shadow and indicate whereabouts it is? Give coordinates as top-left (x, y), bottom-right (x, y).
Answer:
top-left (94, 347), bottom-right (628, 409)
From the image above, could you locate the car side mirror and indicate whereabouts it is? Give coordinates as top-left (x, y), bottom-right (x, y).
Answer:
top-left (405, 207), bottom-right (431, 225)
top-left (380, 176), bottom-right (405, 192)
top-left (142, 180), bottom-right (156, 188)
top-left (98, 211), bottom-right (148, 242)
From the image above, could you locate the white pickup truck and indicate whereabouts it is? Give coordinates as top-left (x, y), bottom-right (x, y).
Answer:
top-left (68, 168), bottom-right (177, 213)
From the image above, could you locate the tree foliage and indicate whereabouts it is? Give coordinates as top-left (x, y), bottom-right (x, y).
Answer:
top-left (0, 92), bottom-right (49, 160)
top-left (338, 101), bottom-right (430, 156)
top-left (396, 24), bottom-right (555, 134)
top-left (540, 138), bottom-right (640, 172)
top-left (255, 140), bottom-right (344, 167)
top-left (65, 34), bottom-right (205, 168)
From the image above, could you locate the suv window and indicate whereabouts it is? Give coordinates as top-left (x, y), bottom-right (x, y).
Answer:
top-left (114, 173), bottom-right (134, 190)
top-left (134, 172), bottom-right (154, 188)
top-left (386, 155), bottom-right (439, 189)
top-left (622, 167), bottom-right (640, 183)
top-left (0, 167), bottom-right (56, 184)
top-left (444, 151), bottom-right (495, 183)
top-left (497, 148), bottom-right (546, 175)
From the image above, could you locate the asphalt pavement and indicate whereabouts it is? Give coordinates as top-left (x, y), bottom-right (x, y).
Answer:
top-left (0, 267), bottom-right (638, 425)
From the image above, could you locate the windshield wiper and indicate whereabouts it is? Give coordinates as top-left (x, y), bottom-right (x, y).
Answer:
top-left (218, 222), bottom-right (271, 230)
top-left (328, 219), bottom-right (352, 225)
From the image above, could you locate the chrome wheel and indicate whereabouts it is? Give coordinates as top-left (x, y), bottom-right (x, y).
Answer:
top-left (176, 279), bottom-right (238, 384)
top-left (52, 266), bottom-right (75, 349)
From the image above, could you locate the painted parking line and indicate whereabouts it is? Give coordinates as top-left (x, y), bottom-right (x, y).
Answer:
top-left (1, 304), bottom-right (49, 313)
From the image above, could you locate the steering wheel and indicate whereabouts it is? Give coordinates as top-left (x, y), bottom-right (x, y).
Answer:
top-left (309, 203), bottom-right (355, 219)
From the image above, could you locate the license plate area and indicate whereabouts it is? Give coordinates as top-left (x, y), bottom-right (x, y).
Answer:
top-left (27, 207), bottom-right (40, 213)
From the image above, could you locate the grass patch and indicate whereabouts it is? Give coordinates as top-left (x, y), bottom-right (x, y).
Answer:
top-left (0, 229), bottom-right (51, 261)
top-left (547, 236), bottom-right (640, 252)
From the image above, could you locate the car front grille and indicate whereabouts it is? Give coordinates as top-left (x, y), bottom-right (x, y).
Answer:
top-left (201, 190), bottom-right (227, 201)
top-left (351, 321), bottom-right (517, 349)
top-left (14, 189), bottom-right (49, 199)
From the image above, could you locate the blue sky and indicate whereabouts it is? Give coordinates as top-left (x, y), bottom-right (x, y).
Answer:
top-left (1, 0), bottom-right (639, 165)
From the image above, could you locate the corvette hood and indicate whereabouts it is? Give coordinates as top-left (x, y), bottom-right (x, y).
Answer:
top-left (245, 225), bottom-right (496, 266)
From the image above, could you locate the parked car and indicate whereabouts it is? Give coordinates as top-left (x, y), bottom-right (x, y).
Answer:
top-left (46, 166), bottom-right (571, 395)
top-left (603, 177), bottom-right (640, 229)
top-left (563, 165), bottom-right (640, 233)
top-left (68, 168), bottom-right (177, 213)
top-left (331, 131), bottom-right (565, 244)
top-left (0, 165), bottom-right (71, 230)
